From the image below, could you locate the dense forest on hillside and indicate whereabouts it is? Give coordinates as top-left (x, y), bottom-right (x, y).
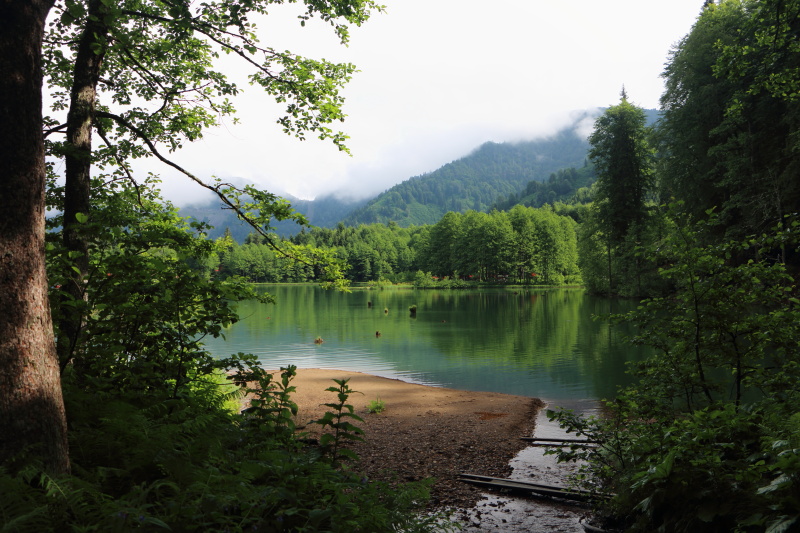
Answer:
top-left (491, 165), bottom-right (596, 211)
top-left (178, 124), bottom-right (596, 240)
top-left (341, 129), bottom-right (592, 226)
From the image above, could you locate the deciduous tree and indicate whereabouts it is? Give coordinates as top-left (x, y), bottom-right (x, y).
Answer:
top-left (44, 0), bottom-right (378, 365)
top-left (1, 0), bottom-right (377, 472)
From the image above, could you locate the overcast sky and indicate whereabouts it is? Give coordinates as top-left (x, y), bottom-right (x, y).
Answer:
top-left (148, 0), bottom-right (705, 206)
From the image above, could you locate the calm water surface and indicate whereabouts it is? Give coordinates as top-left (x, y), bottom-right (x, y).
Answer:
top-left (203, 285), bottom-right (650, 401)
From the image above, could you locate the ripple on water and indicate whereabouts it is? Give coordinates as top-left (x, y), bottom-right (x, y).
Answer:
top-left (240, 342), bottom-right (445, 387)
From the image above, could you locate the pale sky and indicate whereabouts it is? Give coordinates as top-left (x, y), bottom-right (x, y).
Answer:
top-left (144, 0), bottom-right (705, 205)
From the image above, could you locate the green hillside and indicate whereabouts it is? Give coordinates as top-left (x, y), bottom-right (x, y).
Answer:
top-left (341, 128), bottom-right (591, 226)
top-left (492, 164), bottom-right (597, 211)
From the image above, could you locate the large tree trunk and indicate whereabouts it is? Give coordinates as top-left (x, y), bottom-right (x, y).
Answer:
top-left (58, 0), bottom-right (108, 367)
top-left (0, 0), bottom-right (70, 474)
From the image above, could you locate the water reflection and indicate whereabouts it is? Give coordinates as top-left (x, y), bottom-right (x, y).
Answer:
top-left (203, 285), bottom-right (650, 401)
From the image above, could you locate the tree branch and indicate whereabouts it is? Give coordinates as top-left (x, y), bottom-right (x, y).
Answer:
top-left (95, 124), bottom-right (143, 207)
top-left (94, 110), bottom-right (309, 262)
top-left (44, 123), bottom-right (68, 138)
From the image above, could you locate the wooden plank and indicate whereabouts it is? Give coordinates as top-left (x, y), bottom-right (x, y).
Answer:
top-left (458, 473), bottom-right (611, 503)
top-left (520, 437), bottom-right (598, 444)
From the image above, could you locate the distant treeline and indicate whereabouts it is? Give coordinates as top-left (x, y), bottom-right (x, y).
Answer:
top-left (217, 205), bottom-right (581, 286)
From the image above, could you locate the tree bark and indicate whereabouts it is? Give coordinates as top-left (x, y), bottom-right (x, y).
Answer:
top-left (58, 0), bottom-right (108, 366)
top-left (0, 0), bottom-right (70, 474)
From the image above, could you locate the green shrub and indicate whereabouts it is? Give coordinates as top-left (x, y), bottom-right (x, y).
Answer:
top-left (549, 211), bottom-right (800, 532)
top-left (368, 397), bottom-right (386, 414)
top-left (2, 179), bottom-right (441, 532)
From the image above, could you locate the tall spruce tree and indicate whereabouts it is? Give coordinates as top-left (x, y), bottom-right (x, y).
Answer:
top-left (589, 89), bottom-right (654, 244)
top-left (582, 90), bottom-right (654, 295)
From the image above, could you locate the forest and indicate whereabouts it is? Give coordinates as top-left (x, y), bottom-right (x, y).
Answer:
top-left (339, 130), bottom-right (592, 227)
top-left (218, 205), bottom-right (580, 286)
top-left (1, 0), bottom-right (800, 532)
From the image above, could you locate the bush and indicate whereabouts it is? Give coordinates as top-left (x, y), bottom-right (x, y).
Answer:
top-left (4, 179), bottom-right (442, 532)
top-left (549, 211), bottom-right (800, 531)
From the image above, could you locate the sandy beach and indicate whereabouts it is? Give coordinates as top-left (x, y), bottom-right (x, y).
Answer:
top-left (280, 368), bottom-right (545, 509)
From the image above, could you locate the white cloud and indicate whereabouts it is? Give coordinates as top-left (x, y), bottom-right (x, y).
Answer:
top-left (152, 0), bottom-right (702, 205)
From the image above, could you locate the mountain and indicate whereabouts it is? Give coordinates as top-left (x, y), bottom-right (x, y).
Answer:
top-left (178, 194), bottom-right (367, 242)
top-left (181, 108), bottom-right (660, 239)
top-left (340, 123), bottom-right (593, 227)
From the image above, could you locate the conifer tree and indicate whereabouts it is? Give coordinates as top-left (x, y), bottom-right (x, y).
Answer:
top-left (588, 89), bottom-right (654, 244)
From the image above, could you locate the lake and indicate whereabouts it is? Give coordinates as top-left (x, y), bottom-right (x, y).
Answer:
top-left (202, 284), bottom-right (650, 402)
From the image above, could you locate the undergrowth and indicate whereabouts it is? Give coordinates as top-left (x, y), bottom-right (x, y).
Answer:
top-left (0, 179), bottom-right (441, 532)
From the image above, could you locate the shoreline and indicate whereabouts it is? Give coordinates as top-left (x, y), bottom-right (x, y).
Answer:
top-left (279, 368), bottom-right (545, 509)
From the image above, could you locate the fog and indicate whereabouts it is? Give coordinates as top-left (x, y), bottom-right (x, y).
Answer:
top-left (123, 0), bottom-right (703, 206)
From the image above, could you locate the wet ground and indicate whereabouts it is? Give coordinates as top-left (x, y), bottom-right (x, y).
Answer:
top-left (454, 399), bottom-right (600, 532)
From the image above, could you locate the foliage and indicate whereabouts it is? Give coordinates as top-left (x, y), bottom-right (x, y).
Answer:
top-left (239, 365), bottom-right (300, 445)
top-left (313, 379), bottom-right (365, 465)
top-left (222, 206), bottom-right (582, 286)
top-left (0, 178), bottom-right (443, 531)
top-left (41, 0), bottom-right (362, 441)
top-left (45, 176), bottom-right (264, 389)
top-left (2, 376), bottom-right (438, 532)
top-left (367, 397), bottom-right (386, 414)
top-left (658, 0), bottom-right (800, 243)
top-left (549, 211), bottom-right (800, 532)
top-left (656, 0), bottom-right (746, 232)
top-left (417, 207), bottom-right (580, 284)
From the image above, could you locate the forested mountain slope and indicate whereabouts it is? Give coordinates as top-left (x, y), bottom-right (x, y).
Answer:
top-left (182, 108), bottom-right (663, 238)
top-left (341, 128), bottom-right (592, 226)
top-left (179, 194), bottom-right (368, 241)
top-left (492, 164), bottom-right (597, 211)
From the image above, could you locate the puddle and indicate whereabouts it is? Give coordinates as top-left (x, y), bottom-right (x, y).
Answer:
top-left (454, 399), bottom-right (599, 532)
